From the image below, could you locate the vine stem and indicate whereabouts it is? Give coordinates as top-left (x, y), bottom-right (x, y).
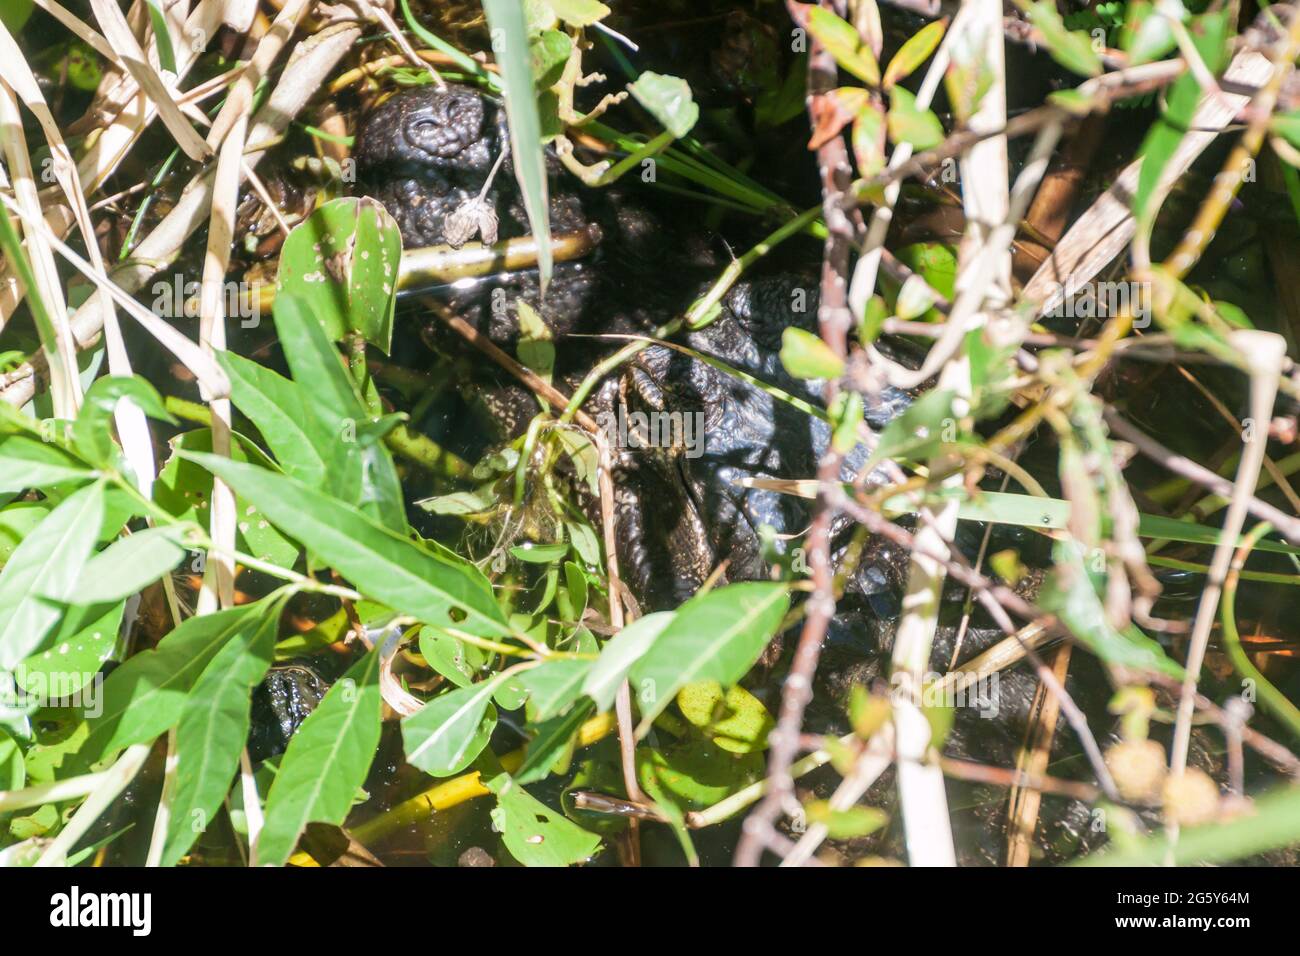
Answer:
top-left (1169, 332), bottom-right (1287, 852)
top-left (735, 0), bottom-right (854, 868)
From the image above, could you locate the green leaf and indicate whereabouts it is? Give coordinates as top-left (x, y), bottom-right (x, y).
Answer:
top-left (144, 0), bottom-right (177, 74)
top-left (483, 0), bottom-right (553, 292)
top-left (627, 72), bottom-right (700, 139)
top-left (637, 735), bottom-right (765, 810)
top-left (509, 540), bottom-right (568, 564)
top-left (486, 772), bottom-right (601, 865)
top-left (0, 480), bottom-right (105, 669)
top-left (805, 6), bottom-right (880, 86)
top-left (401, 672), bottom-right (511, 776)
top-left (1024, 0), bottom-right (1103, 76)
top-left (76, 525), bottom-right (189, 605)
top-left (0, 436), bottom-right (93, 492)
top-left (780, 327), bottom-right (845, 380)
top-left (530, 29), bottom-right (572, 86)
top-left (887, 86), bottom-right (945, 150)
top-left (17, 600), bottom-right (124, 699)
top-left (676, 680), bottom-right (775, 754)
top-left (1121, 0), bottom-right (1179, 65)
top-left (866, 388), bottom-right (956, 469)
top-left (255, 647), bottom-right (384, 866)
top-left (180, 452), bottom-right (509, 638)
top-left (1039, 541), bottom-right (1183, 677)
top-left (1133, 10), bottom-right (1230, 229)
top-left (513, 698), bottom-right (595, 784)
top-left (582, 611), bottom-right (674, 713)
top-left (883, 19), bottom-right (947, 89)
top-left (0, 729), bottom-right (23, 790)
top-left (805, 801), bottom-right (888, 839)
top-left (851, 101), bottom-right (886, 179)
top-left (161, 597), bottom-right (282, 866)
top-left (0, 0), bottom-right (33, 34)
top-left (154, 429), bottom-right (299, 568)
top-left (274, 198), bottom-right (400, 353)
top-left (269, 293), bottom-right (367, 427)
top-left (218, 352), bottom-right (332, 489)
top-left (631, 582), bottom-right (790, 734)
top-left (545, 0), bottom-right (609, 27)
top-left (418, 627), bottom-right (485, 688)
top-left (517, 658), bottom-right (591, 722)
top-left (80, 599), bottom-right (274, 764)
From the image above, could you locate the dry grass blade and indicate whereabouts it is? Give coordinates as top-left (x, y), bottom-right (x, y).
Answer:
top-left (0, 17), bottom-right (154, 486)
top-left (0, 80), bottom-right (80, 417)
top-left (1022, 51), bottom-right (1273, 315)
top-left (0, 22), bottom-right (363, 409)
top-left (87, 0), bottom-right (211, 162)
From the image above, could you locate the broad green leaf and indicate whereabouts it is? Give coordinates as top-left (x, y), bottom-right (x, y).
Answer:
top-left (268, 295), bottom-right (407, 533)
top-left (1024, 0), bottom-right (1103, 76)
top-left (805, 801), bottom-right (888, 839)
top-left (79, 599), bottom-right (273, 764)
top-left (76, 524), bottom-right (189, 605)
top-left (1039, 541), bottom-right (1182, 677)
top-left (883, 19), bottom-right (946, 89)
top-left (676, 680), bottom-right (775, 754)
top-left (483, 0), bottom-right (553, 291)
top-left (161, 597), bottom-right (282, 866)
top-left (805, 6), bottom-right (880, 86)
top-left (17, 600), bottom-right (124, 699)
top-left (269, 294), bottom-right (367, 426)
top-left (218, 352), bottom-right (331, 488)
top-left (530, 29), bottom-right (571, 86)
top-left (255, 647), bottom-right (383, 866)
top-left (851, 100), bottom-right (886, 179)
top-left (0, 0), bottom-right (33, 34)
top-left (418, 627), bottom-right (486, 688)
top-left (866, 388), bottom-right (956, 469)
top-left (401, 672), bottom-right (511, 776)
top-left (780, 327), bottom-right (844, 380)
top-left (0, 481), bottom-right (105, 669)
top-left (0, 729), bottom-right (23, 790)
top-left (632, 583), bottom-right (790, 734)
top-left (154, 429), bottom-right (299, 568)
top-left (887, 86), bottom-right (944, 150)
top-left (582, 611), bottom-right (674, 713)
top-left (275, 198), bottom-right (400, 353)
top-left (627, 72), bottom-right (699, 139)
top-left (637, 735), bottom-right (765, 810)
top-left (513, 698), bottom-right (594, 784)
top-left (0, 436), bottom-right (92, 492)
top-left (517, 658), bottom-right (591, 722)
top-left (545, 0), bottom-right (609, 27)
top-left (486, 772), bottom-right (601, 865)
top-left (181, 452), bottom-right (508, 637)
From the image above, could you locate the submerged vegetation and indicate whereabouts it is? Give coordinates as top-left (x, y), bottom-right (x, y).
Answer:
top-left (2, 0), bottom-right (1300, 869)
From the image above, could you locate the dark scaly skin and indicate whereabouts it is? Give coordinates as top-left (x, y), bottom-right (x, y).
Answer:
top-left (351, 85), bottom-right (1248, 866)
